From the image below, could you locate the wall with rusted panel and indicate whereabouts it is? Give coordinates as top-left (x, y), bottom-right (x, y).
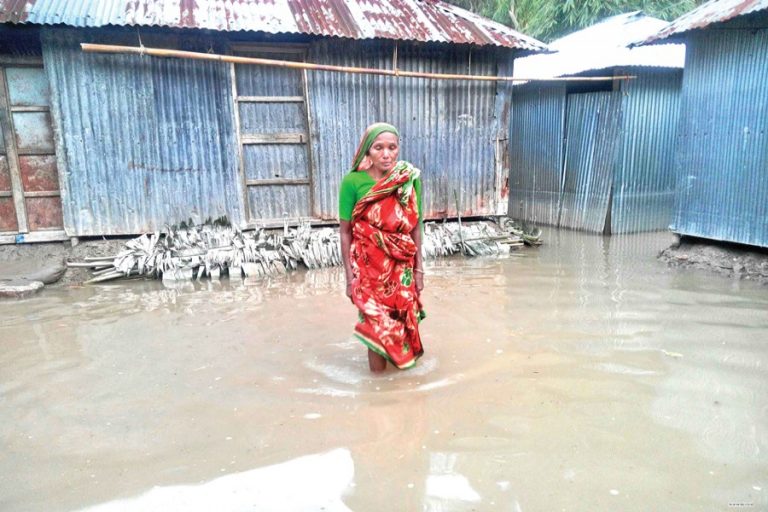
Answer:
top-left (306, 39), bottom-right (512, 220)
top-left (0, 44), bottom-right (66, 241)
top-left (0, 96), bottom-right (14, 232)
top-left (41, 28), bottom-right (244, 236)
top-left (672, 26), bottom-right (768, 247)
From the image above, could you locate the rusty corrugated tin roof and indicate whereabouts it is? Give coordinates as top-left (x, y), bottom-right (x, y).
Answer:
top-left (0, 0), bottom-right (548, 50)
top-left (639, 0), bottom-right (768, 44)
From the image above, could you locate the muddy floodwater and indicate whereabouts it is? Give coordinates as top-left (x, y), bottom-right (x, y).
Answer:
top-left (1, 229), bottom-right (767, 512)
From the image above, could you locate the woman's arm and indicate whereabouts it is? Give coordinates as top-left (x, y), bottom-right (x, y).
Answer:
top-left (340, 220), bottom-right (354, 300)
top-left (411, 224), bottom-right (424, 295)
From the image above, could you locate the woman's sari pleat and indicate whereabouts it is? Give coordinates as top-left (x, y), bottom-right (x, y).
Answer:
top-left (350, 162), bottom-right (425, 369)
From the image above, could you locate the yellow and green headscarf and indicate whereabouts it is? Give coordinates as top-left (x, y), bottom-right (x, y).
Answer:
top-left (350, 123), bottom-right (400, 173)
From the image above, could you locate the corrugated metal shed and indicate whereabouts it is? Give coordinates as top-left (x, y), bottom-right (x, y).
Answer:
top-left (42, 28), bottom-right (244, 236)
top-left (670, 28), bottom-right (768, 247)
top-left (307, 39), bottom-right (509, 219)
top-left (611, 69), bottom-right (681, 233)
top-left (509, 13), bottom-right (684, 235)
top-left (510, 74), bottom-right (682, 234)
top-left (514, 12), bottom-right (684, 81)
top-left (29, 26), bottom-right (515, 235)
top-left (640, 0), bottom-right (768, 44)
top-left (0, 0), bottom-right (548, 50)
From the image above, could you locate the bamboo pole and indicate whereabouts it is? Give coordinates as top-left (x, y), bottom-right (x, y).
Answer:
top-left (81, 43), bottom-right (635, 83)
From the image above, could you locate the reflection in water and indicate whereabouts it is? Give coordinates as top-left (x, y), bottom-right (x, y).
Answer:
top-left (426, 452), bottom-right (482, 506)
top-left (79, 449), bottom-right (354, 512)
top-left (1, 228), bottom-right (767, 511)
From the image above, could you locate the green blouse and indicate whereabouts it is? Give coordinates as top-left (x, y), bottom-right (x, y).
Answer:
top-left (338, 170), bottom-right (423, 222)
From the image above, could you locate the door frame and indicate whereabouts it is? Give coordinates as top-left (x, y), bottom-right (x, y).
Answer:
top-left (228, 43), bottom-right (316, 228)
top-left (0, 56), bottom-right (67, 244)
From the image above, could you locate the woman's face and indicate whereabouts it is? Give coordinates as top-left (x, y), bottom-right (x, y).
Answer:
top-left (367, 132), bottom-right (399, 173)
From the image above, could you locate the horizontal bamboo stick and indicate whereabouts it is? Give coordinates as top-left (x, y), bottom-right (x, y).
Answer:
top-left (84, 270), bottom-right (125, 284)
top-left (81, 43), bottom-right (636, 83)
top-left (93, 266), bottom-right (118, 276)
top-left (66, 261), bottom-right (109, 268)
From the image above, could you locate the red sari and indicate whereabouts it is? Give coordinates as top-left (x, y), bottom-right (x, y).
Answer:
top-left (350, 161), bottom-right (425, 369)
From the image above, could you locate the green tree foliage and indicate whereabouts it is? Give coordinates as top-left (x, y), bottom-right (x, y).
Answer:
top-left (446, 0), bottom-right (700, 41)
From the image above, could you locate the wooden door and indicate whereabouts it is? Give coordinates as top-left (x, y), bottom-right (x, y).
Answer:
top-left (0, 61), bottom-right (66, 243)
top-left (231, 46), bottom-right (314, 225)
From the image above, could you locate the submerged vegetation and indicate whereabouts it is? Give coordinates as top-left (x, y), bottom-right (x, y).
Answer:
top-left (67, 218), bottom-right (541, 284)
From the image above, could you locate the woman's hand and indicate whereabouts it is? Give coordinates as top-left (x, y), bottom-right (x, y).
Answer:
top-left (346, 281), bottom-right (353, 301)
top-left (340, 220), bottom-right (355, 302)
top-left (415, 271), bottom-right (424, 295)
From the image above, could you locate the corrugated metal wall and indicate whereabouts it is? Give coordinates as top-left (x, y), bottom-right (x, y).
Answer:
top-left (307, 39), bottom-right (510, 220)
top-left (38, 28), bottom-right (513, 234)
top-left (42, 28), bottom-right (243, 236)
top-left (508, 83), bottom-right (566, 226)
top-left (612, 68), bottom-right (682, 233)
top-left (232, 48), bottom-right (313, 223)
top-left (509, 72), bottom-right (683, 235)
top-left (558, 91), bottom-right (622, 232)
top-left (672, 28), bottom-right (768, 247)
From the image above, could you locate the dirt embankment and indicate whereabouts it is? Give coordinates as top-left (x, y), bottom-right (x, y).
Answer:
top-left (659, 236), bottom-right (768, 284)
top-left (0, 239), bottom-right (129, 287)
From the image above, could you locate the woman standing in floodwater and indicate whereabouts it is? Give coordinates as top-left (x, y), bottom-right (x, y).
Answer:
top-left (338, 123), bottom-right (426, 372)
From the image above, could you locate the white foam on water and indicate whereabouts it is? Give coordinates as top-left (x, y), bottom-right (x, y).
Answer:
top-left (77, 448), bottom-right (355, 512)
top-left (426, 474), bottom-right (482, 502)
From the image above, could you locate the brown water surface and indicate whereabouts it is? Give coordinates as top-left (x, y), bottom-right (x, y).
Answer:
top-left (1, 229), bottom-right (766, 511)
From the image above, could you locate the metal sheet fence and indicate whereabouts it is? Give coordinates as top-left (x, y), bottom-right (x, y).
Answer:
top-left (307, 39), bottom-right (509, 220)
top-left (558, 91), bottom-right (622, 232)
top-left (508, 83), bottom-right (566, 226)
top-left (672, 29), bottom-right (768, 247)
top-left (42, 28), bottom-right (243, 236)
top-left (612, 68), bottom-right (682, 233)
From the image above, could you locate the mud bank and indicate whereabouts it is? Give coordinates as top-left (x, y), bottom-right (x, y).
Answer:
top-left (659, 236), bottom-right (768, 285)
top-left (0, 239), bottom-right (128, 287)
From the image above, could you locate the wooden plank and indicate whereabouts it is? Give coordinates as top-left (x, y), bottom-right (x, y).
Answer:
top-left (246, 178), bottom-right (310, 187)
top-left (0, 57), bottom-right (43, 66)
top-left (0, 191), bottom-right (11, 198)
top-left (231, 62), bottom-right (250, 223)
top-left (24, 190), bottom-right (60, 198)
top-left (45, 52), bottom-right (72, 237)
top-left (0, 229), bottom-right (67, 244)
top-left (16, 148), bottom-right (56, 157)
top-left (302, 67), bottom-right (317, 219)
top-left (10, 105), bottom-right (49, 113)
top-left (236, 96), bottom-right (304, 103)
top-left (0, 67), bottom-right (28, 233)
top-left (244, 217), bottom-right (326, 230)
top-left (241, 133), bottom-right (305, 144)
